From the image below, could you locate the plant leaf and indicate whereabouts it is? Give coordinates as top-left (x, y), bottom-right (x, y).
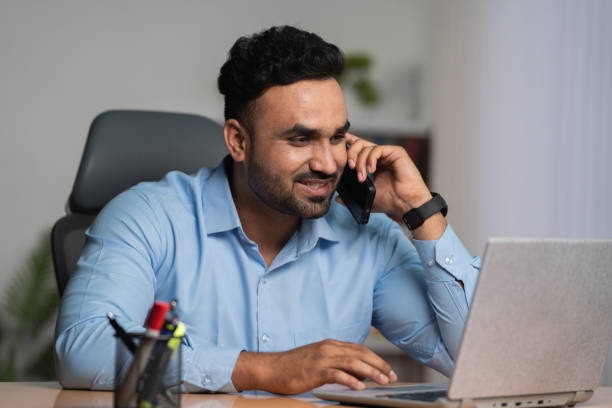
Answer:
top-left (3, 231), bottom-right (57, 335)
top-left (0, 228), bottom-right (59, 380)
top-left (23, 340), bottom-right (57, 381)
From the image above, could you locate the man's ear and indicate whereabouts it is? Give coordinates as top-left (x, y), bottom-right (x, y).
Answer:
top-left (223, 119), bottom-right (248, 162)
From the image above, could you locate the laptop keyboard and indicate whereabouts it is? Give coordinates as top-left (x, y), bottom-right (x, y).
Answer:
top-left (377, 390), bottom-right (448, 402)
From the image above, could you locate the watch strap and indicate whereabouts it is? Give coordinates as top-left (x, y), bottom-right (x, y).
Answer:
top-left (402, 192), bottom-right (448, 230)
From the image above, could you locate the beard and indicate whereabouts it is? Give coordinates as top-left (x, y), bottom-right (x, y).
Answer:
top-left (246, 152), bottom-right (339, 219)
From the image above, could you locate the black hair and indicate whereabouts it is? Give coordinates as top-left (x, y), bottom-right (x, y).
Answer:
top-left (218, 25), bottom-right (344, 130)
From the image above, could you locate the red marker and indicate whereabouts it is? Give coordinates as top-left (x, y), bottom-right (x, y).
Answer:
top-left (144, 301), bottom-right (171, 334)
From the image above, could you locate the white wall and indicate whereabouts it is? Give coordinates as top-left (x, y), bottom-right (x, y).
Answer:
top-left (2, 0), bottom-right (611, 385)
top-left (432, 0), bottom-right (612, 252)
top-left (0, 0), bottom-right (433, 291)
top-left (431, 0), bottom-right (612, 385)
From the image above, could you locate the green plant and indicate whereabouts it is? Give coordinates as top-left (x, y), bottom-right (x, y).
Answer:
top-left (336, 52), bottom-right (381, 106)
top-left (0, 230), bottom-right (59, 380)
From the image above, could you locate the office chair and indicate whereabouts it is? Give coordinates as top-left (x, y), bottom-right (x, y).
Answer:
top-left (51, 110), bottom-right (225, 296)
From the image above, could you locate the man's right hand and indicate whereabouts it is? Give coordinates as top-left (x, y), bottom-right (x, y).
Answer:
top-left (230, 339), bottom-right (398, 395)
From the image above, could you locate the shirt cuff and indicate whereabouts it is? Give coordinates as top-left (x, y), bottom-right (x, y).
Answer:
top-left (181, 343), bottom-right (242, 393)
top-left (412, 224), bottom-right (481, 305)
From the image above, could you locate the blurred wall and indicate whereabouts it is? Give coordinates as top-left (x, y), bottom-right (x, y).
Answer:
top-left (0, 0), bottom-right (434, 291)
top-left (431, 0), bottom-right (612, 385)
top-left (432, 0), bottom-right (612, 252)
top-left (1, 0), bottom-right (610, 385)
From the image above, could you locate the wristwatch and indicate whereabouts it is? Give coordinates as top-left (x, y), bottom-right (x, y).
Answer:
top-left (402, 192), bottom-right (448, 230)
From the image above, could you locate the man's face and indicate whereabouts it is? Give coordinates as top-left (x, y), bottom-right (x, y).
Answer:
top-left (243, 78), bottom-right (349, 219)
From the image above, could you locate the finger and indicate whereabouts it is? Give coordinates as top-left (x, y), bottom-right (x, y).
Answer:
top-left (346, 138), bottom-right (369, 169)
top-left (355, 145), bottom-right (376, 181)
top-left (343, 343), bottom-right (396, 381)
top-left (324, 368), bottom-right (365, 391)
top-left (365, 145), bottom-right (385, 174)
top-left (335, 196), bottom-right (346, 207)
top-left (319, 339), bottom-right (393, 378)
top-left (345, 134), bottom-right (376, 168)
top-left (344, 132), bottom-right (361, 146)
top-left (320, 338), bottom-right (345, 348)
top-left (337, 356), bottom-right (391, 385)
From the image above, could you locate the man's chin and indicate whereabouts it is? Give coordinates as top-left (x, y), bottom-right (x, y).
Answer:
top-left (298, 196), bottom-right (333, 219)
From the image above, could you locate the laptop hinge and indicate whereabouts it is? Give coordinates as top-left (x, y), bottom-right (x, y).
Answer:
top-left (568, 390), bottom-right (593, 405)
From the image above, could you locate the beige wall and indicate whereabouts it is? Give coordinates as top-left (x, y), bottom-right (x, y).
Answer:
top-left (1, 0), bottom-right (610, 385)
top-left (432, 0), bottom-right (612, 253)
top-left (431, 0), bottom-right (612, 384)
top-left (0, 0), bottom-right (434, 291)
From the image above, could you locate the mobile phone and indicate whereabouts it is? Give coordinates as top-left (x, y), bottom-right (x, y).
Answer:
top-left (336, 164), bottom-right (376, 224)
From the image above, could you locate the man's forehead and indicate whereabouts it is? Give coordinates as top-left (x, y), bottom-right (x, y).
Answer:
top-left (253, 78), bottom-right (348, 130)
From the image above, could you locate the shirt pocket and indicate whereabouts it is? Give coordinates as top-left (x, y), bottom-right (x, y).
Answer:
top-left (293, 320), bottom-right (371, 348)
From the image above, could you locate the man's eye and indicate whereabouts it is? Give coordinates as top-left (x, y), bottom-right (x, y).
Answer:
top-left (290, 137), bottom-right (309, 145)
top-left (331, 134), bottom-right (346, 143)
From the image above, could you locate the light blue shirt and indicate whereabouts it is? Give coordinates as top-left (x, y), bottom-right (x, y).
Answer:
top-left (55, 160), bottom-right (481, 392)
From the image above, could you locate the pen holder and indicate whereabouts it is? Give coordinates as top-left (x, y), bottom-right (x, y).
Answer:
top-left (114, 333), bottom-right (183, 408)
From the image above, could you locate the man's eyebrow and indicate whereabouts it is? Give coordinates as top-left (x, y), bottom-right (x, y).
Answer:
top-left (282, 120), bottom-right (351, 137)
top-left (283, 123), bottom-right (320, 136)
top-left (336, 120), bottom-right (351, 134)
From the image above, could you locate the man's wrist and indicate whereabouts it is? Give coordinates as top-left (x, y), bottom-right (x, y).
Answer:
top-left (403, 193), bottom-right (447, 229)
top-left (394, 190), bottom-right (432, 218)
top-left (407, 190), bottom-right (434, 210)
top-left (232, 351), bottom-right (265, 391)
top-left (411, 212), bottom-right (447, 241)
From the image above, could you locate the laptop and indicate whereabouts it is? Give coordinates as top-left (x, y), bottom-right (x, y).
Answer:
top-left (314, 238), bottom-right (612, 407)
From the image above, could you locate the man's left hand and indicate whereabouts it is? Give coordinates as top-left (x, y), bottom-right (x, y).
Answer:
top-left (338, 133), bottom-right (447, 240)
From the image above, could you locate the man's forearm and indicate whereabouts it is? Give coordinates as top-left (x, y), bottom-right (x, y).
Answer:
top-left (231, 350), bottom-right (268, 391)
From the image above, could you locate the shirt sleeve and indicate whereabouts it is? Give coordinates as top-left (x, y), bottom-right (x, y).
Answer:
top-left (54, 188), bottom-right (240, 392)
top-left (412, 224), bottom-right (481, 362)
top-left (372, 222), bottom-right (480, 376)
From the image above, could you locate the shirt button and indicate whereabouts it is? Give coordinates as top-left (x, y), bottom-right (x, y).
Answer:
top-left (444, 256), bottom-right (454, 265)
top-left (262, 333), bottom-right (270, 343)
top-left (427, 259), bottom-right (434, 266)
top-left (203, 377), bottom-right (211, 385)
top-left (262, 279), bottom-right (267, 284)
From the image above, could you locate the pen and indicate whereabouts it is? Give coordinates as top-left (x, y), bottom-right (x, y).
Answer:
top-left (115, 301), bottom-right (170, 408)
top-left (107, 312), bottom-right (137, 355)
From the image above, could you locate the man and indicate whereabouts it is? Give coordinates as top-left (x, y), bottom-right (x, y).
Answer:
top-left (55, 26), bottom-right (480, 394)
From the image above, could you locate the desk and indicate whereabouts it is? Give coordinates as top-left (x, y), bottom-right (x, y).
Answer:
top-left (2, 382), bottom-right (612, 408)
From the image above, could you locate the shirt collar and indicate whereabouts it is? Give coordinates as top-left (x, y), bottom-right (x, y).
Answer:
top-left (201, 157), bottom-right (340, 247)
top-left (298, 216), bottom-right (339, 254)
top-left (202, 157), bottom-right (242, 234)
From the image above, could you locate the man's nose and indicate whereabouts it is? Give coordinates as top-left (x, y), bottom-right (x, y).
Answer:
top-left (309, 142), bottom-right (338, 175)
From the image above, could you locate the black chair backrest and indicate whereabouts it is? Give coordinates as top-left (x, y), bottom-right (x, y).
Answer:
top-left (51, 110), bottom-right (225, 296)
top-left (69, 110), bottom-right (226, 213)
top-left (51, 214), bottom-right (97, 295)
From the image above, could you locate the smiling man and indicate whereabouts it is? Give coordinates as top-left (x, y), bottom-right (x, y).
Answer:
top-left (55, 26), bottom-right (481, 394)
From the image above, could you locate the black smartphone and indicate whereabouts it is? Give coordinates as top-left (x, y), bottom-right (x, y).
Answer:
top-left (336, 164), bottom-right (376, 224)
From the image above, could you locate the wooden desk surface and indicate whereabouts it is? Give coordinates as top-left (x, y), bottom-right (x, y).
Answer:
top-left (2, 382), bottom-right (612, 408)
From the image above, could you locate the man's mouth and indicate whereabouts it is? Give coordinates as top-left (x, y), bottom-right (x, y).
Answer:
top-left (296, 179), bottom-right (334, 196)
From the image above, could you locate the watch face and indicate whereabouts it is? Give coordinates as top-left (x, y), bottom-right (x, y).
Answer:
top-left (402, 211), bottom-right (424, 230)
top-left (402, 193), bottom-right (447, 230)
